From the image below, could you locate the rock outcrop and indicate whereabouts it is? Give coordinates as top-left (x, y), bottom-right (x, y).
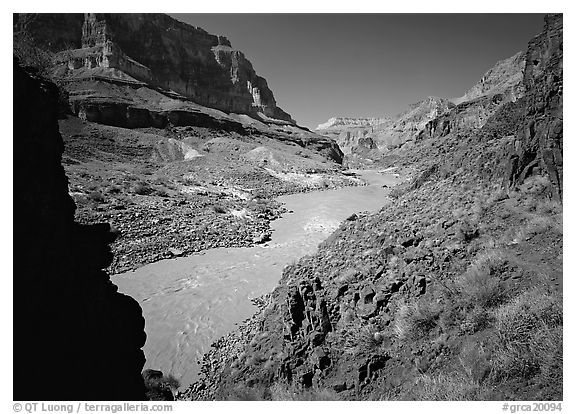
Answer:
top-left (14, 13), bottom-right (294, 123)
top-left (502, 14), bottom-right (563, 200)
top-left (13, 58), bottom-right (147, 400)
top-left (417, 52), bottom-right (526, 143)
top-left (417, 93), bottom-right (511, 141)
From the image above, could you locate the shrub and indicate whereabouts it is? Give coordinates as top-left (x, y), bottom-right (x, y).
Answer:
top-left (394, 298), bottom-right (442, 341)
top-left (269, 381), bottom-right (339, 401)
top-left (132, 181), bottom-right (154, 195)
top-left (106, 185), bottom-right (122, 195)
top-left (456, 251), bottom-right (510, 309)
top-left (342, 323), bottom-right (387, 355)
top-left (458, 342), bottom-right (491, 383)
top-left (155, 187), bottom-right (170, 197)
top-left (404, 372), bottom-right (488, 400)
top-left (87, 191), bottom-right (105, 203)
top-left (524, 215), bottom-right (562, 238)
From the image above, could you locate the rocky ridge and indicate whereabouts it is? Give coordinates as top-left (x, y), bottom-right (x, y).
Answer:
top-left (316, 96), bottom-right (455, 165)
top-left (316, 50), bottom-right (527, 166)
top-left (185, 14), bottom-right (562, 401)
top-left (451, 51), bottom-right (526, 105)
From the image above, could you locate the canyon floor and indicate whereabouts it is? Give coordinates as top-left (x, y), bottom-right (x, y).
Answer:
top-left (60, 116), bottom-right (358, 274)
top-left (14, 12), bottom-right (562, 403)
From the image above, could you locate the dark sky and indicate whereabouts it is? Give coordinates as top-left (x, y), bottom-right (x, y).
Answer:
top-left (170, 13), bottom-right (546, 128)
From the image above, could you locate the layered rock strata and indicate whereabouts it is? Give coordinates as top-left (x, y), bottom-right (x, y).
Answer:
top-left (14, 13), bottom-right (294, 123)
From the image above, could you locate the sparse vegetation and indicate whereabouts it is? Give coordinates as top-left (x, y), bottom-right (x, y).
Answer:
top-left (490, 285), bottom-right (562, 382)
top-left (87, 190), bottom-right (105, 203)
top-left (225, 381), bottom-right (339, 401)
top-left (131, 181), bottom-right (154, 196)
top-left (394, 297), bottom-right (442, 341)
top-left (455, 250), bottom-right (511, 309)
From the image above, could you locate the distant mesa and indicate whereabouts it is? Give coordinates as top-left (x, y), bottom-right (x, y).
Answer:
top-left (316, 117), bottom-right (390, 130)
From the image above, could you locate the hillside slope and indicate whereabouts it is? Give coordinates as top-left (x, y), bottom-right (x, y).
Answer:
top-left (186, 14), bottom-right (562, 401)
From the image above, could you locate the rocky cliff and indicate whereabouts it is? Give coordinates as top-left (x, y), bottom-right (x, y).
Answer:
top-left (14, 13), bottom-right (345, 164)
top-left (14, 13), bottom-right (294, 123)
top-left (502, 14), bottom-right (563, 200)
top-left (316, 117), bottom-right (390, 130)
top-left (14, 58), bottom-right (147, 400)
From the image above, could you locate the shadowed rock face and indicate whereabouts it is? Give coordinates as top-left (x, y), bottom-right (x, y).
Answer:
top-left (13, 58), bottom-right (147, 400)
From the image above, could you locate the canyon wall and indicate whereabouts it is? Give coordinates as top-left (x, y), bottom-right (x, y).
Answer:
top-left (14, 13), bottom-right (295, 123)
top-left (13, 58), bottom-right (147, 400)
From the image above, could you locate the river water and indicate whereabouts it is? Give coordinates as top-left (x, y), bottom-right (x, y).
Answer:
top-left (112, 170), bottom-right (399, 389)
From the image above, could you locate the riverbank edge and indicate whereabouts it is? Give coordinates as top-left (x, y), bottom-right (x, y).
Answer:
top-left (110, 170), bottom-right (368, 276)
top-left (179, 168), bottom-right (407, 399)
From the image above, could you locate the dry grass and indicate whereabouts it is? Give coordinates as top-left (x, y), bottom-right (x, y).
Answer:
top-left (403, 372), bottom-right (488, 400)
top-left (269, 382), bottom-right (340, 401)
top-left (394, 298), bottom-right (442, 341)
top-left (455, 250), bottom-right (510, 309)
top-left (225, 382), bottom-right (339, 401)
top-left (490, 286), bottom-right (562, 382)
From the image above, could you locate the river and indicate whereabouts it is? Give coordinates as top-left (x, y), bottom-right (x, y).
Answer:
top-left (112, 169), bottom-right (399, 389)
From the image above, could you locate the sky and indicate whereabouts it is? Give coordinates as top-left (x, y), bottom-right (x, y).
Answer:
top-left (173, 14), bottom-right (543, 129)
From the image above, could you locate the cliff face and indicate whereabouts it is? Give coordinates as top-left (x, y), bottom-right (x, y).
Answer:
top-left (14, 13), bottom-right (295, 123)
top-left (502, 14), bottom-right (563, 200)
top-left (13, 58), bottom-right (147, 400)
